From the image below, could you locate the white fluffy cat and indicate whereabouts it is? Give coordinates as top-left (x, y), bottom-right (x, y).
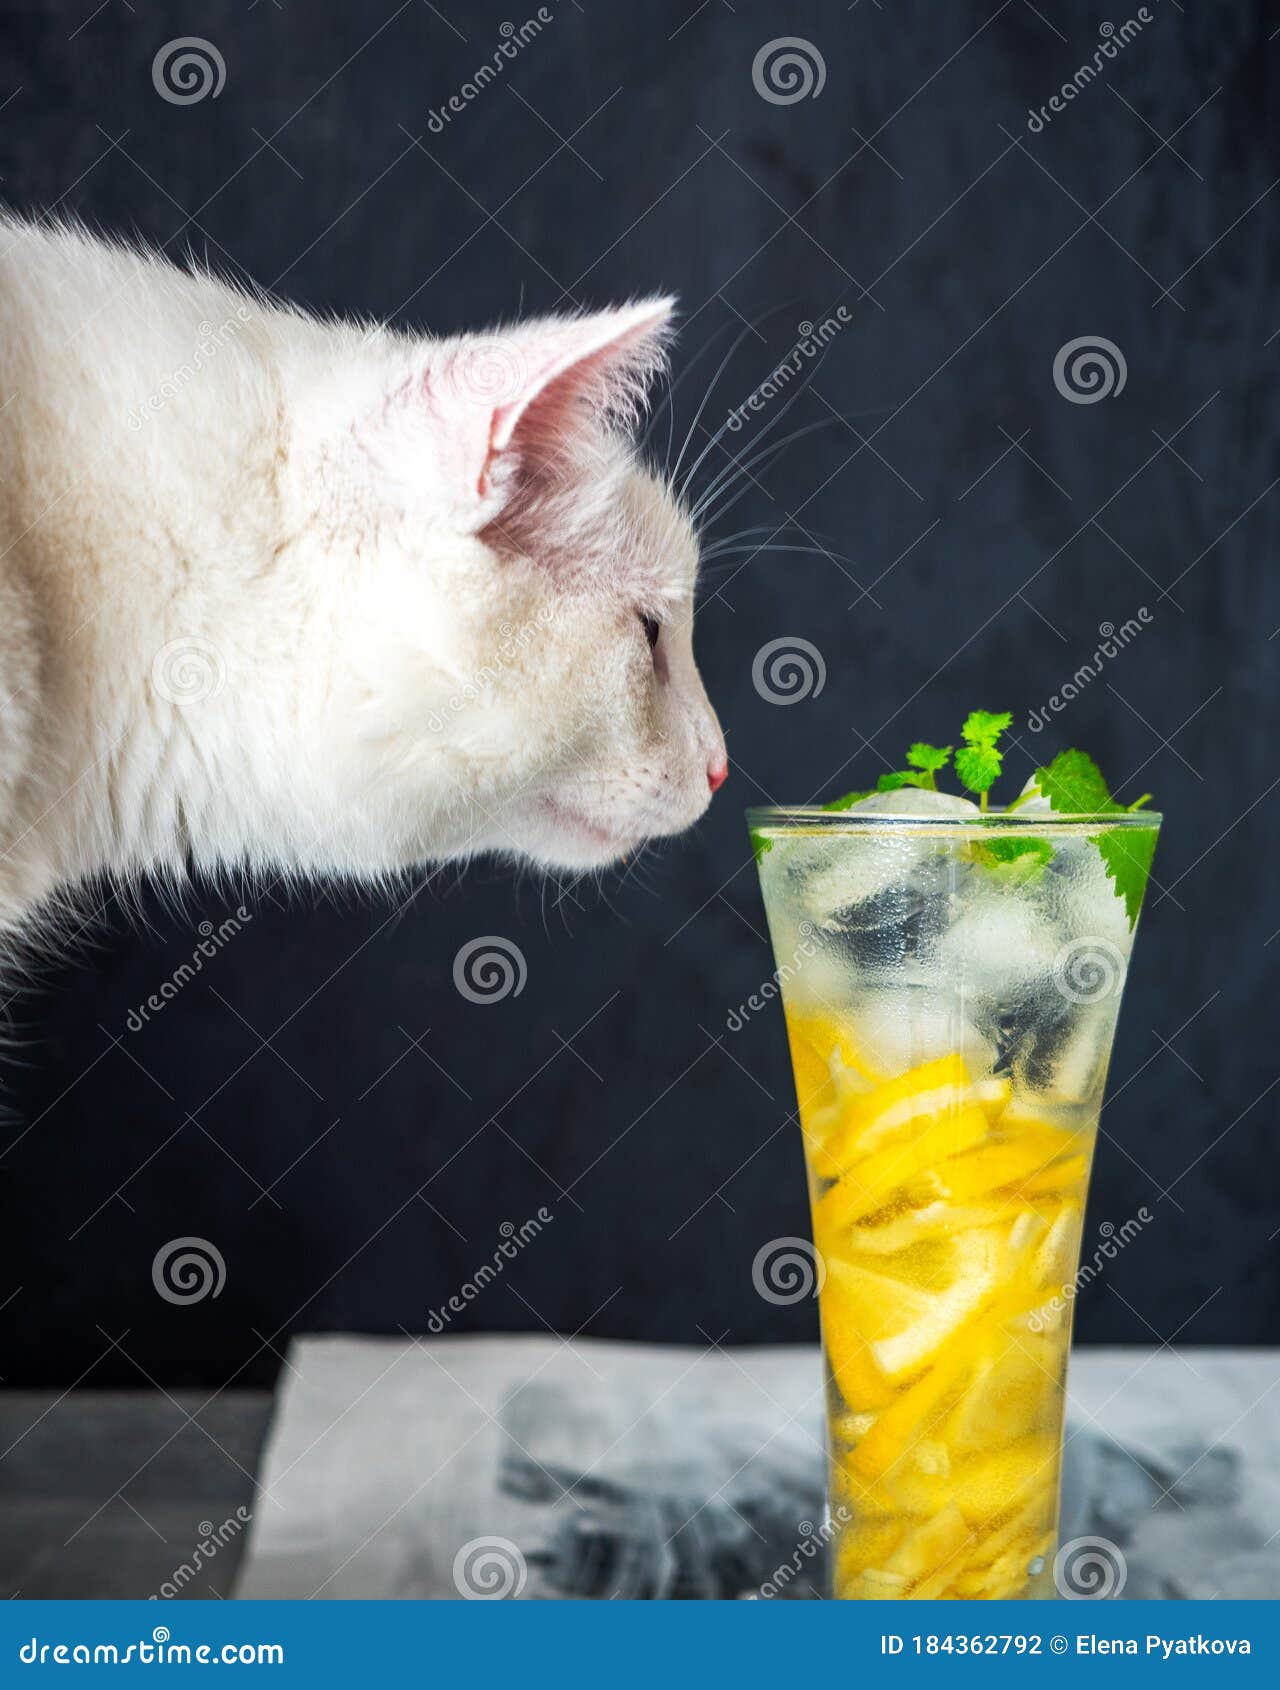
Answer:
top-left (0, 216), bottom-right (727, 938)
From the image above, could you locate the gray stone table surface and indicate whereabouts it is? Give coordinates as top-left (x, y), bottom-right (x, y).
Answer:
top-left (0, 1390), bottom-right (270, 1599)
top-left (2, 1342), bottom-right (1277, 1599)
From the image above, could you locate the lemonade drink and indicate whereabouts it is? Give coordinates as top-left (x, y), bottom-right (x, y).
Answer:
top-left (750, 799), bottom-right (1159, 1600)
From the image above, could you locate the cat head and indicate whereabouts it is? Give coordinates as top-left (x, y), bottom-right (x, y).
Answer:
top-left (282, 300), bottom-right (726, 875)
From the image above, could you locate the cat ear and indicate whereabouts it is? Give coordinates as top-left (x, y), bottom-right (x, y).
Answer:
top-left (442, 298), bottom-right (674, 497)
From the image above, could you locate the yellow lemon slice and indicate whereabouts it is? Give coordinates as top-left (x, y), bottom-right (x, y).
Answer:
top-left (831, 1409), bottom-right (877, 1447)
top-left (945, 1335), bottom-right (1061, 1455)
top-left (967, 1495), bottom-right (1055, 1572)
top-left (784, 1009), bottom-right (846, 1117)
top-left (1035, 1199), bottom-right (1082, 1291)
top-left (814, 1102), bottom-right (991, 1227)
top-left (949, 1435), bottom-right (1057, 1525)
top-left (832, 1518), bottom-right (908, 1593)
top-left (845, 1200), bottom-right (1010, 1256)
top-left (849, 1567), bottom-right (910, 1598)
top-left (819, 1286), bottom-right (897, 1412)
top-left (1020, 1153), bottom-right (1090, 1197)
top-left (882, 1500), bottom-right (970, 1590)
top-left (826, 1229), bottom-right (1000, 1389)
top-left (935, 1130), bottom-right (1079, 1202)
top-left (847, 1311), bottom-right (985, 1483)
top-left (784, 1007), bottom-right (883, 1111)
top-left (952, 1529), bottom-right (1055, 1599)
top-left (813, 1054), bottom-right (973, 1175)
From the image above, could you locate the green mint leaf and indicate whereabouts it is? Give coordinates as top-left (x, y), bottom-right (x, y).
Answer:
top-left (907, 742), bottom-right (952, 774)
top-left (877, 770), bottom-right (935, 793)
top-left (1097, 825), bottom-right (1159, 929)
top-left (1035, 749), bottom-right (1120, 815)
top-left (962, 709), bottom-right (1013, 747)
top-left (955, 743), bottom-right (1003, 795)
top-left (974, 835), bottom-right (1054, 885)
top-left (956, 709), bottom-right (1011, 797)
top-left (982, 837), bottom-right (1054, 866)
top-left (820, 789), bottom-right (874, 812)
top-left (750, 828), bottom-right (773, 863)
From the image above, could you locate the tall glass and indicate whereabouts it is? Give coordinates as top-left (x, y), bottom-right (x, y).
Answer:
top-left (749, 806), bottom-right (1159, 1600)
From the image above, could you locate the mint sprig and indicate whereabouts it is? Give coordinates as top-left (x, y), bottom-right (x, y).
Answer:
top-left (1034, 749), bottom-right (1155, 925)
top-left (1034, 749), bottom-right (1117, 816)
top-left (955, 710), bottom-right (1012, 806)
top-left (804, 715), bottom-right (1159, 929)
top-left (873, 742), bottom-right (954, 795)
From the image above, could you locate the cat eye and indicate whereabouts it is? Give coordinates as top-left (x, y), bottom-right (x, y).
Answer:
top-left (639, 612), bottom-right (661, 652)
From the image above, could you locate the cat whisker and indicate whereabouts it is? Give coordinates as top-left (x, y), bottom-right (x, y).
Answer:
top-left (668, 318), bottom-right (763, 495)
top-left (691, 405), bottom-right (889, 530)
top-left (702, 542), bottom-right (857, 566)
top-left (679, 342), bottom-right (827, 511)
top-left (699, 519), bottom-right (847, 556)
top-left (695, 523), bottom-right (784, 550)
top-left (682, 313), bottom-right (877, 514)
top-left (641, 319), bottom-right (734, 451)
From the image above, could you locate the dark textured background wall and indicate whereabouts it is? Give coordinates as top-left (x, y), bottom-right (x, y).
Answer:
top-left (1, 0), bottom-right (1276, 1386)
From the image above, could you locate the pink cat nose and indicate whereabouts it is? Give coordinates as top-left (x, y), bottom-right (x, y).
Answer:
top-left (707, 755), bottom-right (729, 794)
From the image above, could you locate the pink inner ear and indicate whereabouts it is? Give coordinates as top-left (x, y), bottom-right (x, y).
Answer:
top-left (488, 299), bottom-right (672, 454)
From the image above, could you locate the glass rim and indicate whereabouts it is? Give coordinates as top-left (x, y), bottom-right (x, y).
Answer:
top-left (746, 805), bottom-right (1162, 831)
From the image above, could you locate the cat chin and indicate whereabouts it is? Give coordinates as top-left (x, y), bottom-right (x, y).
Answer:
top-left (518, 797), bottom-right (640, 871)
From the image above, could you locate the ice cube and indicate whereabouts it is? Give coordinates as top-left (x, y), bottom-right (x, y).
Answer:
top-left (843, 789), bottom-right (982, 819)
top-left (800, 792), bottom-right (978, 957)
top-left (1035, 996), bottom-right (1121, 1107)
top-left (940, 891), bottom-right (1059, 994)
top-left (1051, 836), bottom-right (1135, 955)
top-left (799, 831), bottom-right (933, 926)
top-left (1004, 775), bottom-right (1053, 814)
top-left (849, 984), bottom-right (997, 1078)
top-left (928, 887), bottom-right (1064, 1094)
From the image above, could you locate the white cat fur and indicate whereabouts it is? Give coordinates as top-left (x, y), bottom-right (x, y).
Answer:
top-left (0, 215), bottom-right (727, 938)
